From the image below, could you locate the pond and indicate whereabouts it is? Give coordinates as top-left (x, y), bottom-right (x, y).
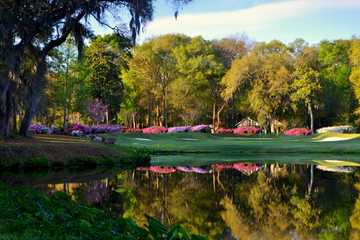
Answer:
top-left (3, 156), bottom-right (360, 240)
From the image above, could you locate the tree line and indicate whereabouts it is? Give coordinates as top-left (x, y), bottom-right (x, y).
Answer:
top-left (34, 33), bottom-right (360, 133)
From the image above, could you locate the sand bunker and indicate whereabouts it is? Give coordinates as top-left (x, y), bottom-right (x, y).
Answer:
top-left (318, 137), bottom-right (349, 142)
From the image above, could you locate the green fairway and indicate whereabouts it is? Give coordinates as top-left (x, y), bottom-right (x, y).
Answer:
top-left (113, 132), bottom-right (360, 165)
top-left (115, 132), bottom-right (360, 154)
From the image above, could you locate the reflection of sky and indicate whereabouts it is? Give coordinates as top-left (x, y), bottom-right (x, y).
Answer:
top-left (90, 0), bottom-right (360, 44)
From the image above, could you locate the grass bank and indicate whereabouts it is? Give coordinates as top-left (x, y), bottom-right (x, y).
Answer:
top-left (0, 135), bottom-right (149, 170)
top-left (0, 182), bottom-right (203, 240)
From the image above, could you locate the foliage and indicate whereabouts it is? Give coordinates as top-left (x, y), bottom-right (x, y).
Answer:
top-left (0, 182), bottom-right (203, 240)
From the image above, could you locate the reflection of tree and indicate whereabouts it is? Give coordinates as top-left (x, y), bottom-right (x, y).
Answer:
top-left (43, 165), bottom-right (360, 240)
top-left (220, 196), bottom-right (255, 240)
top-left (167, 175), bottom-right (224, 239)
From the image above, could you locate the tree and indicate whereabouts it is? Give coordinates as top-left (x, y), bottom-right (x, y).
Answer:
top-left (0, 0), bottom-right (190, 137)
top-left (350, 39), bottom-right (360, 124)
top-left (291, 47), bottom-right (322, 133)
top-left (318, 40), bottom-right (353, 126)
top-left (85, 34), bottom-right (131, 123)
top-left (123, 34), bottom-right (191, 127)
top-left (221, 40), bottom-right (293, 132)
top-left (172, 36), bottom-right (225, 126)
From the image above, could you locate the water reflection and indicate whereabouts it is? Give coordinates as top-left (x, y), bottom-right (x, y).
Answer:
top-left (6, 161), bottom-right (360, 239)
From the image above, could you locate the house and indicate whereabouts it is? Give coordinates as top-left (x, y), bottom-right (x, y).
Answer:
top-left (235, 117), bottom-right (260, 128)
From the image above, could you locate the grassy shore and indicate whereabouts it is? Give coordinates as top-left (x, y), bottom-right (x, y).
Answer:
top-left (0, 135), bottom-right (149, 170)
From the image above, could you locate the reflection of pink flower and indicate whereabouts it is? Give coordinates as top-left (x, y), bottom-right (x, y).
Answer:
top-left (213, 164), bottom-right (233, 171)
top-left (233, 127), bottom-right (260, 136)
top-left (142, 126), bottom-right (167, 134)
top-left (176, 166), bottom-right (209, 174)
top-left (284, 128), bottom-right (311, 136)
top-left (190, 125), bottom-right (209, 132)
top-left (167, 126), bottom-right (192, 133)
top-left (233, 163), bottom-right (260, 173)
top-left (148, 166), bottom-right (176, 174)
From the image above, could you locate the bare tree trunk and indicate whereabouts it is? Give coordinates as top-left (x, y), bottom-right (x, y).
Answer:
top-left (19, 57), bottom-right (47, 136)
top-left (0, 54), bottom-right (17, 138)
top-left (63, 107), bottom-right (68, 132)
top-left (132, 113), bottom-right (136, 128)
top-left (216, 103), bottom-right (226, 129)
top-left (162, 89), bottom-right (168, 128)
top-left (212, 103), bottom-right (216, 129)
top-left (308, 103), bottom-right (314, 134)
top-left (307, 165), bottom-right (314, 197)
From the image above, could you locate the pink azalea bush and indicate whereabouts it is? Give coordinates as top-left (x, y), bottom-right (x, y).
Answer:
top-left (167, 126), bottom-right (192, 133)
top-left (142, 126), bottom-right (168, 134)
top-left (233, 127), bottom-right (261, 136)
top-left (124, 128), bottom-right (143, 133)
top-left (190, 124), bottom-right (209, 132)
top-left (216, 128), bottom-right (234, 134)
top-left (284, 128), bottom-right (312, 136)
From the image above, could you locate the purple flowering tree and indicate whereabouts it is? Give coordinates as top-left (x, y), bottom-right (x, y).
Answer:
top-left (87, 98), bottom-right (108, 124)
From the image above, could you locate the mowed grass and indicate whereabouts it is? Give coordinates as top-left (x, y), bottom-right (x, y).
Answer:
top-left (114, 132), bottom-right (360, 155)
top-left (0, 135), bottom-right (148, 169)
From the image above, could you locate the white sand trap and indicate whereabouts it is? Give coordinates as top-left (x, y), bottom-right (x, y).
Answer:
top-left (318, 137), bottom-right (349, 142)
top-left (181, 138), bottom-right (199, 141)
top-left (134, 138), bottom-right (152, 141)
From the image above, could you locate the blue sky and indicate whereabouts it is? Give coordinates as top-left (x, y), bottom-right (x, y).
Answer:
top-left (92, 0), bottom-right (360, 44)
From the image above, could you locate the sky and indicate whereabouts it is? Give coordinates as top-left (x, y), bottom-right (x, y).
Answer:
top-left (91, 0), bottom-right (360, 44)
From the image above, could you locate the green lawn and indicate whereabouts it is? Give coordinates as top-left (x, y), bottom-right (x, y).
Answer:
top-left (0, 135), bottom-right (149, 170)
top-left (115, 132), bottom-right (360, 154)
top-left (114, 132), bottom-right (360, 166)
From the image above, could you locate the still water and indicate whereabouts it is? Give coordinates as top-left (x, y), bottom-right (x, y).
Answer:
top-left (4, 159), bottom-right (360, 240)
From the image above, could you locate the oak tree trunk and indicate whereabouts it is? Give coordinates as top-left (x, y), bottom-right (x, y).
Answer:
top-left (19, 57), bottom-right (47, 136)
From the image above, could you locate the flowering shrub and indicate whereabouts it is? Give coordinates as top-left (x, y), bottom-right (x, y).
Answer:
top-left (29, 124), bottom-right (51, 134)
top-left (190, 125), bottom-right (209, 132)
top-left (316, 125), bottom-right (355, 134)
top-left (284, 128), bottom-right (311, 136)
top-left (216, 128), bottom-right (233, 134)
top-left (167, 126), bottom-right (192, 133)
top-left (233, 127), bottom-right (261, 136)
top-left (124, 128), bottom-right (143, 133)
top-left (142, 126), bottom-right (167, 134)
top-left (87, 99), bottom-right (107, 123)
top-left (68, 124), bottom-right (122, 135)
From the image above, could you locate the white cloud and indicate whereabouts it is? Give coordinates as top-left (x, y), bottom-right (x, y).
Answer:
top-left (139, 0), bottom-right (360, 42)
